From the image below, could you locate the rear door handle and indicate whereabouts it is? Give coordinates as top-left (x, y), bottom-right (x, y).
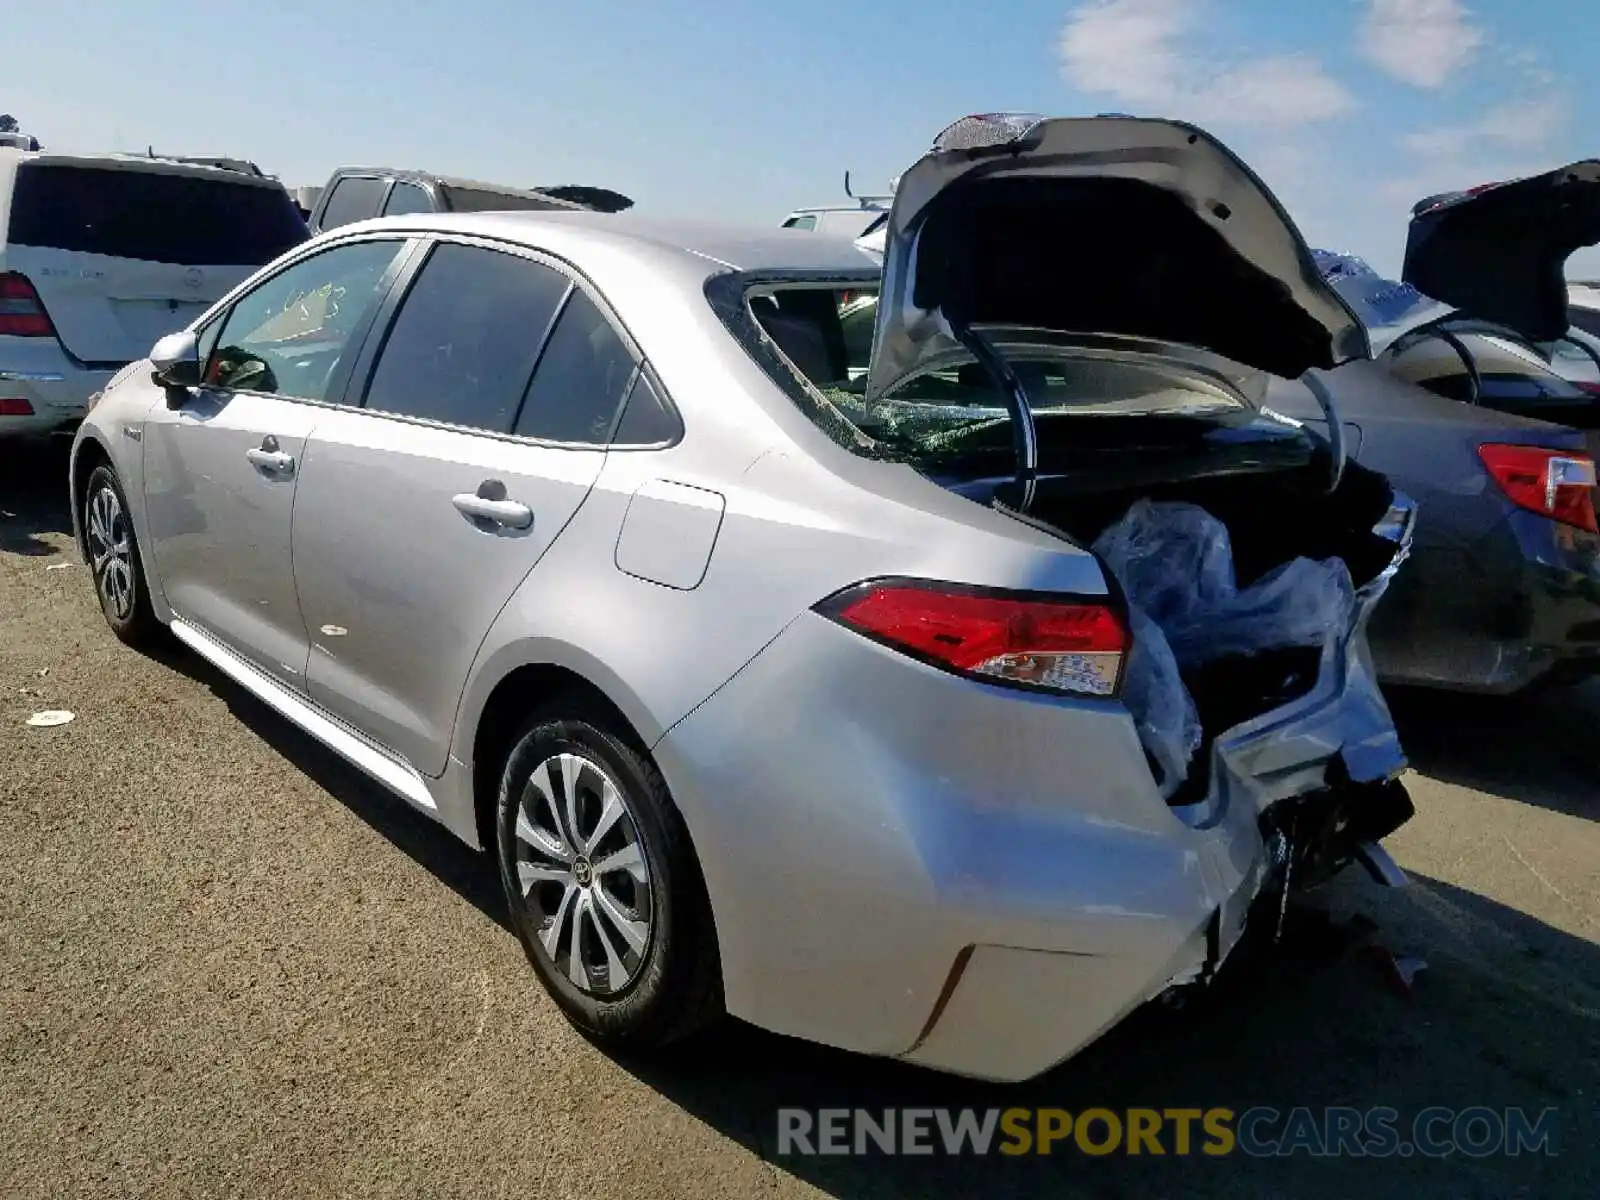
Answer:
top-left (246, 448), bottom-right (295, 473)
top-left (452, 492), bottom-right (534, 530)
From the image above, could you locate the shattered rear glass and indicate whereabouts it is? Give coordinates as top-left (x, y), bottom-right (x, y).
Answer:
top-left (745, 286), bottom-right (1247, 463)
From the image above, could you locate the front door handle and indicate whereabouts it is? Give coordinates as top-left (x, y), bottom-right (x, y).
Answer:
top-left (246, 447), bottom-right (295, 473)
top-left (452, 479), bottom-right (534, 530)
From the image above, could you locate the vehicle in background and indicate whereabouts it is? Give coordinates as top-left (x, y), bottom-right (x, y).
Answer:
top-left (0, 149), bottom-right (309, 438)
top-left (71, 114), bottom-right (1413, 1082)
top-left (781, 205), bottom-right (886, 238)
top-left (1399, 162), bottom-right (1600, 401)
top-left (782, 172), bottom-right (892, 238)
top-left (1280, 251), bottom-right (1600, 695)
top-left (291, 186), bottom-right (322, 223)
top-left (307, 167), bottom-right (626, 234)
top-left (853, 210), bottom-right (887, 262)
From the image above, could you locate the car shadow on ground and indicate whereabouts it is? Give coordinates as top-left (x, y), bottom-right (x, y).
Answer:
top-left (0, 440), bottom-right (73, 557)
top-left (153, 643), bottom-right (1599, 1198)
top-left (1388, 682), bottom-right (1600, 822)
top-left (143, 636), bottom-right (510, 930)
top-left (611, 874), bottom-right (1597, 1199)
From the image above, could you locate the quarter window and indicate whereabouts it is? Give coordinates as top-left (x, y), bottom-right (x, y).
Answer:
top-left (204, 239), bottom-right (404, 401)
top-left (513, 289), bottom-right (637, 443)
top-left (611, 369), bottom-right (679, 445)
top-left (361, 242), bottom-right (570, 433)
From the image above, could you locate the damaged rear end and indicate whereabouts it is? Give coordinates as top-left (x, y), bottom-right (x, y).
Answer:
top-left (871, 112), bottom-right (1415, 884)
top-left (713, 115), bottom-right (1421, 1077)
top-left (862, 115), bottom-right (1419, 918)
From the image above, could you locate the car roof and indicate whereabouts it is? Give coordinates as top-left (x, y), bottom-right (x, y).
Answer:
top-left (334, 210), bottom-right (884, 275)
top-left (332, 166), bottom-right (555, 197)
top-left (0, 148), bottom-right (289, 190)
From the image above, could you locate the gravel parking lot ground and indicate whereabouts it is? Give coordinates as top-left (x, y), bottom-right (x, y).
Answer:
top-left (3, 441), bottom-right (1597, 1199)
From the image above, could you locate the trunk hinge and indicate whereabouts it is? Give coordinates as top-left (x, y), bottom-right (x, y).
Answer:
top-left (1298, 369), bottom-right (1349, 494)
top-left (947, 314), bottom-right (1039, 512)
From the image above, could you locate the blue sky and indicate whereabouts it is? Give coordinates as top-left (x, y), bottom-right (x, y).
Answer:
top-left (8, 0), bottom-right (1599, 275)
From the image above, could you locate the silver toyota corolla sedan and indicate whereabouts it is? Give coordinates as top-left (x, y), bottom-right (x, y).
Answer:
top-left (69, 114), bottom-right (1415, 1082)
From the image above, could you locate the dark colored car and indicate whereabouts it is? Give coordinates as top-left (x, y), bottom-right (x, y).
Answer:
top-left (307, 167), bottom-right (633, 235)
top-left (1266, 228), bottom-right (1600, 695)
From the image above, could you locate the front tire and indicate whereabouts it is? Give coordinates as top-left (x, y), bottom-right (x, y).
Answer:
top-left (494, 705), bottom-right (722, 1048)
top-left (83, 465), bottom-right (160, 646)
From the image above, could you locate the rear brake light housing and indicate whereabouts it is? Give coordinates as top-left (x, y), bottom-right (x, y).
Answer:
top-left (0, 273), bottom-right (55, 338)
top-left (0, 397), bottom-right (35, 416)
top-left (815, 579), bottom-right (1127, 697)
top-left (1479, 443), bottom-right (1599, 533)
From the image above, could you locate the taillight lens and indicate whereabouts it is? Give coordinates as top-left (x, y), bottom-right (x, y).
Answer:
top-left (0, 273), bottom-right (54, 338)
top-left (816, 580), bottom-right (1127, 696)
top-left (0, 397), bottom-right (35, 416)
top-left (1479, 443), bottom-right (1599, 533)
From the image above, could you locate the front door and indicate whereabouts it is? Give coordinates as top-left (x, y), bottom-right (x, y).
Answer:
top-left (290, 239), bottom-right (640, 773)
top-left (140, 237), bottom-right (411, 686)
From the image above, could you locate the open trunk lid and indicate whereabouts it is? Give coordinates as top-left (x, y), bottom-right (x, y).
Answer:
top-left (1403, 160), bottom-right (1600, 342)
top-left (865, 114), bottom-right (1369, 404)
top-left (2, 157), bottom-right (308, 364)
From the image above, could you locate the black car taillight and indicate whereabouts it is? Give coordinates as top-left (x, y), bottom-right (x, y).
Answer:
top-left (815, 579), bottom-right (1127, 697)
top-left (0, 273), bottom-right (54, 338)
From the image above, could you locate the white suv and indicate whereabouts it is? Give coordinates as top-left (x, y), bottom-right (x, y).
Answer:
top-left (0, 151), bottom-right (308, 437)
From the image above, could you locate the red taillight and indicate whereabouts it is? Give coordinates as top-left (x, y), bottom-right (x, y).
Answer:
top-left (1574, 382), bottom-right (1600, 397)
top-left (0, 273), bottom-right (55, 338)
top-left (817, 580), bottom-right (1127, 696)
top-left (0, 397), bottom-right (34, 416)
top-left (1479, 443), bottom-right (1599, 533)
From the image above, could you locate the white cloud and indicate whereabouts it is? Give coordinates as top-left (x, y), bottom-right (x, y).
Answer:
top-left (1383, 91), bottom-right (1569, 211)
top-left (1357, 0), bottom-right (1484, 89)
top-left (1401, 94), bottom-right (1569, 158)
top-left (1058, 0), bottom-right (1355, 128)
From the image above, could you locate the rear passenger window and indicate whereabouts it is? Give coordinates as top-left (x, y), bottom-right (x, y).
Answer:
top-left (362, 242), bottom-right (569, 433)
top-left (319, 176), bottom-right (388, 231)
top-left (513, 290), bottom-right (637, 443)
top-left (383, 182), bottom-right (433, 216)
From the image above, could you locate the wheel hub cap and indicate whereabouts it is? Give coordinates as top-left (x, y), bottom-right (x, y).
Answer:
top-left (85, 483), bottom-right (135, 621)
top-left (510, 751), bottom-right (654, 997)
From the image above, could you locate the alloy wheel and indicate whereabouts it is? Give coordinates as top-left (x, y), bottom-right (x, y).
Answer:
top-left (86, 482), bottom-right (135, 622)
top-left (512, 751), bottom-right (655, 996)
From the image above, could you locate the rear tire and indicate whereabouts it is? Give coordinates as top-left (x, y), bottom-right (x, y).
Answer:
top-left (83, 465), bottom-right (161, 647)
top-left (494, 704), bottom-right (722, 1048)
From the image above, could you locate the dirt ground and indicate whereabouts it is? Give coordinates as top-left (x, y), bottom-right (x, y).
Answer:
top-left (2, 441), bottom-right (1596, 1199)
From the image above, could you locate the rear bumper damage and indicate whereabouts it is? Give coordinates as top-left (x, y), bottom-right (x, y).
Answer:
top-left (656, 494), bottom-right (1419, 1082)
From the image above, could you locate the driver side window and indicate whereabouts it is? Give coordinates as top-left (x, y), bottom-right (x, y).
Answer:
top-left (205, 240), bottom-right (404, 401)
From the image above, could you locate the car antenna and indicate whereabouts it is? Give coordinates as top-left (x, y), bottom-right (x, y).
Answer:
top-left (844, 170), bottom-right (855, 200)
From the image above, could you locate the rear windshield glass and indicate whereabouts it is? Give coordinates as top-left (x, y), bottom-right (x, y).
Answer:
top-left (439, 184), bottom-right (568, 213)
top-left (8, 164), bottom-right (309, 266)
top-left (742, 286), bottom-right (1244, 462)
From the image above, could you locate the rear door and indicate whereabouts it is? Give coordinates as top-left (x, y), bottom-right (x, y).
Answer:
top-left (2, 159), bottom-right (309, 364)
top-left (141, 237), bottom-right (412, 687)
top-left (291, 238), bottom-right (638, 773)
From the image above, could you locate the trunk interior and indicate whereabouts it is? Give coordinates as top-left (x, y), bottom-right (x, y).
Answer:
top-left (1010, 449), bottom-right (1400, 804)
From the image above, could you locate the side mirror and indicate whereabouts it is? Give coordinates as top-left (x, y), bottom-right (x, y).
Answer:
top-left (150, 329), bottom-right (201, 392)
